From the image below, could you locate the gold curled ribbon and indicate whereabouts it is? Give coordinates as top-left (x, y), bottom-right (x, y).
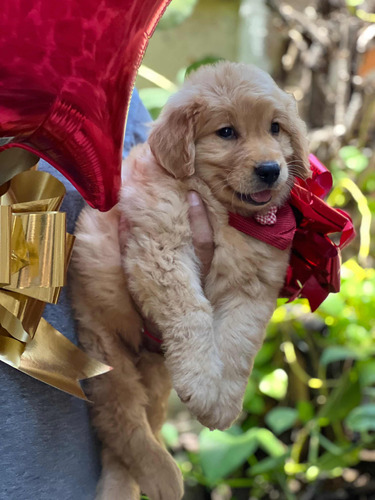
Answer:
top-left (0, 169), bottom-right (111, 399)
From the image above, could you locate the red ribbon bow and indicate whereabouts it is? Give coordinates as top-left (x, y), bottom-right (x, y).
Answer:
top-left (280, 154), bottom-right (355, 311)
top-left (228, 155), bottom-right (355, 311)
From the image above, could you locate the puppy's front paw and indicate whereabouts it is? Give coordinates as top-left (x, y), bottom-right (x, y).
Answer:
top-left (175, 367), bottom-right (244, 430)
top-left (174, 372), bottom-right (242, 430)
top-left (170, 351), bottom-right (224, 423)
top-left (195, 398), bottom-right (243, 431)
top-left (134, 447), bottom-right (183, 500)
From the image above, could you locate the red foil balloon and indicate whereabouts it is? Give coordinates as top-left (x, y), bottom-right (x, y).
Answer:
top-left (0, 0), bottom-right (171, 211)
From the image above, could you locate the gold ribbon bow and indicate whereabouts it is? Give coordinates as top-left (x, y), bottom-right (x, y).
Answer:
top-left (0, 169), bottom-right (111, 399)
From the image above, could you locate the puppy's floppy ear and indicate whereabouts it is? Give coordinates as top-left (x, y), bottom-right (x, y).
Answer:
top-left (148, 97), bottom-right (203, 178)
top-left (284, 95), bottom-right (311, 180)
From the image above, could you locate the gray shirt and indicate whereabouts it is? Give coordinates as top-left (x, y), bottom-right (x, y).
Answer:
top-left (0, 90), bottom-right (151, 500)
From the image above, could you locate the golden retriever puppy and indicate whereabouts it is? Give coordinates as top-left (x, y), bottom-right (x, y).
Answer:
top-left (71, 62), bottom-right (310, 500)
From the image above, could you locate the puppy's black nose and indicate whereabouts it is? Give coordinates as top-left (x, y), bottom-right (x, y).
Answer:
top-left (255, 162), bottom-right (280, 185)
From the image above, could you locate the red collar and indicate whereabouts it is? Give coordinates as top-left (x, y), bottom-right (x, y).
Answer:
top-left (142, 327), bottom-right (163, 351)
top-left (228, 203), bottom-right (296, 251)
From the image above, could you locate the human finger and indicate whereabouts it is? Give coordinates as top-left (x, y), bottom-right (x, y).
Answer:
top-left (187, 191), bottom-right (214, 279)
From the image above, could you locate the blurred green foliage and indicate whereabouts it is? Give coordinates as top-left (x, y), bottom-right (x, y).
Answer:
top-left (157, 0), bottom-right (198, 30)
top-left (173, 254), bottom-right (375, 498)
top-left (139, 1), bottom-right (374, 498)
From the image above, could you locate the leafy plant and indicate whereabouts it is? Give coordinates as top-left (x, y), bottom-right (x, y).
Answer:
top-left (136, 1), bottom-right (375, 498)
top-left (171, 251), bottom-right (375, 498)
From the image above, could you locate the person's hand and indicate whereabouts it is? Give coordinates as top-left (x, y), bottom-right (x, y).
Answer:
top-left (187, 191), bottom-right (214, 280)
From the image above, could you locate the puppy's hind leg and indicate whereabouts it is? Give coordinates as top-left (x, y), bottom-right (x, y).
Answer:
top-left (87, 328), bottom-right (183, 500)
top-left (96, 448), bottom-right (139, 500)
top-left (137, 350), bottom-right (172, 438)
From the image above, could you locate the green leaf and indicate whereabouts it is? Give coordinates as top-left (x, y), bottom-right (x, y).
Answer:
top-left (243, 378), bottom-right (256, 405)
top-left (254, 341), bottom-right (278, 367)
top-left (363, 171), bottom-right (375, 192)
top-left (318, 371), bottom-right (361, 423)
top-left (248, 454), bottom-right (288, 476)
top-left (297, 401), bottom-right (314, 423)
top-left (316, 447), bottom-right (360, 471)
top-left (255, 428), bottom-right (286, 457)
top-left (138, 88), bottom-right (172, 118)
top-left (243, 374), bottom-right (265, 414)
top-left (158, 0), bottom-right (198, 30)
top-left (318, 434), bottom-right (346, 455)
top-left (185, 56), bottom-right (225, 78)
top-left (265, 407), bottom-right (298, 435)
top-left (345, 404), bottom-right (375, 432)
top-left (259, 369), bottom-right (288, 400)
top-left (346, 155), bottom-right (369, 172)
top-left (243, 393), bottom-right (266, 415)
top-left (320, 346), bottom-right (362, 365)
top-left (198, 426), bottom-right (286, 484)
top-left (226, 425), bottom-right (244, 436)
top-left (161, 422), bottom-right (179, 448)
top-left (358, 360), bottom-right (375, 387)
top-left (339, 145), bottom-right (369, 172)
top-left (339, 145), bottom-right (361, 161)
top-left (320, 292), bottom-right (345, 315)
top-left (199, 428), bottom-right (258, 484)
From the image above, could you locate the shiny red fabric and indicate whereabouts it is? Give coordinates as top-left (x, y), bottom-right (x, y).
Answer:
top-left (281, 154), bottom-right (355, 311)
top-left (0, 0), bottom-right (171, 211)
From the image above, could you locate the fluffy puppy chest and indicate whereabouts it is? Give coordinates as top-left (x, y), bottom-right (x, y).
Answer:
top-left (121, 153), bottom-right (290, 315)
top-left (184, 175), bottom-right (291, 303)
top-left (205, 222), bottom-right (290, 306)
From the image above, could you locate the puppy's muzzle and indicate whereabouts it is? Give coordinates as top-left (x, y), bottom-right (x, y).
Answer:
top-left (255, 162), bottom-right (280, 186)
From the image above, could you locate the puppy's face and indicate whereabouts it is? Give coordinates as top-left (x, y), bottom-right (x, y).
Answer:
top-left (194, 90), bottom-right (301, 213)
top-left (149, 62), bottom-right (310, 214)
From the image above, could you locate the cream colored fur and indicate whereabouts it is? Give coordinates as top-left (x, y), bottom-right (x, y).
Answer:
top-left (71, 62), bottom-right (310, 500)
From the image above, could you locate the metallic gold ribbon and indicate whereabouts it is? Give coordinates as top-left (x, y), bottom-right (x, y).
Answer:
top-left (0, 170), bottom-right (111, 399)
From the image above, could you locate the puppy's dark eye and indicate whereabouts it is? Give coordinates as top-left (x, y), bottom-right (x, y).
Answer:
top-left (216, 127), bottom-right (237, 139)
top-left (271, 122), bottom-right (280, 135)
